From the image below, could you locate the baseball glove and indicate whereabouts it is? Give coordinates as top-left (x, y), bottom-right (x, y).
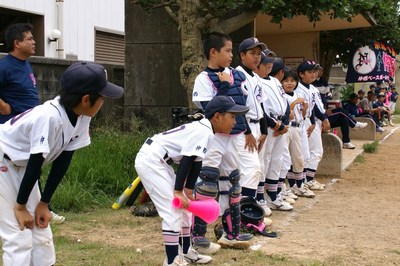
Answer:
top-left (130, 201), bottom-right (158, 217)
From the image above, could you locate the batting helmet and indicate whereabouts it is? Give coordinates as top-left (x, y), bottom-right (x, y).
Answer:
top-left (240, 197), bottom-right (264, 226)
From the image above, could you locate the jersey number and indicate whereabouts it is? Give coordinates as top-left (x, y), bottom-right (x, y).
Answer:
top-left (10, 108), bottom-right (34, 125)
top-left (162, 125), bottom-right (186, 135)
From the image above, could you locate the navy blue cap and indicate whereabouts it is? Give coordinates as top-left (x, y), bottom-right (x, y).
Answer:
top-left (205, 96), bottom-right (249, 119)
top-left (60, 62), bottom-right (124, 98)
top-left (271, 57), bottom-right (290, 73)
top-left (297, 60), bottom-right (322, 73)
top-left (239, 37), bottom-right (267, 54)
top-left (260, 49), bottom-right (276, 64)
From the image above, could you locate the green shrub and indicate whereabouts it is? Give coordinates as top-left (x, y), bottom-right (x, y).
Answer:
top-left (42, 119), bottom-right (161, 212)
top-left (339, 83), bottom-right (355, 102)
top-left (363, 141), bottom-right (379, 153)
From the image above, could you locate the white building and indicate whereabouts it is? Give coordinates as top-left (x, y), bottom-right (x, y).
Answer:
top-left (0, 0), bottom-right (124, 64)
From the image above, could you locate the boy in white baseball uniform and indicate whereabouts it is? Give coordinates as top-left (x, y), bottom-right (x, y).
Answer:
top-left (192, 32), bottom-right (254, 252)
top-left (236, 38), bottom-right (268, 200)
top-left (0, 62), bottom-right (124, 266)
top-left (253, 55), bottom-right (292, 211)
top-left (280, 70), bottom-right (310, 198)
top-left (295, 60), bottom-right (330, 192)
top-left (135, 96), bottom-right (249, 266)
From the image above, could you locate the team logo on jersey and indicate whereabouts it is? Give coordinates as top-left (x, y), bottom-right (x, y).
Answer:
top-left (255, 84), bottom-right (263, 101)
top-left (195, 146), bottom-right (201, 151)
top-left (193, 91), bottom-right (198, 97)
top-left (0, 166), bottom-right (8, 172)
top-left (203, 147), bottom-right (207, 154)
top-left (30, 73), bottom-right (37, 87)
top-left (40, 136), bottom-right (45, 145)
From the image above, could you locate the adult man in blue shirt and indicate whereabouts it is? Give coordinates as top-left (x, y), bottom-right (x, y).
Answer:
top-left (0, 23), bottom-right (39, 123)
top-left (0, 23), bottom-right (66, 223)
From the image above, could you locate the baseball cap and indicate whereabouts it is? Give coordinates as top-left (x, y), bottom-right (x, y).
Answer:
top-left (377, 93), bottom-right (386, 98)
top-left (238, 37), bottom-right (267, 54)
top-left (297, 60), bottom-right (322, 73)
top-left (271, 57), bottom-right (290, 73)
top-left (357, 89), bottom-right (365, 94)
top-left (204, 96), bottom-right (249, 119)
top-left (260, 49), bottom-right (276, 64)
top-left (60, 62), bottom-right (124, 98)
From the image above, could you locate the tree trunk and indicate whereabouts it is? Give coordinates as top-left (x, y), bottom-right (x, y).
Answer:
top-left (178, 0), bottom-right (205, 108)
top-left (320, 49), bottom-right (337, 81)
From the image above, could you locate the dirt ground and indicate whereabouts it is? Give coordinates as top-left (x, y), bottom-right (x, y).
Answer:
top-left (58, 128), bottom-right (400, 265)
top-left (258, 128), bottom-right (400, 265)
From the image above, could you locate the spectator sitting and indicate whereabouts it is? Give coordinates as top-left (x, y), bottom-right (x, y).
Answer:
top-left (357, 89), bottom-right (366, 101)
top-left (359, 91), bottom-right (386, 131)
top-left (369, 84), bottom-right (376, 93)
top-left (343, 93), bottom-right (384, 132)
top-left (373, 93), bottom-right (394, 126)
top-left (389, 87), bottom-right (398, 114)
top-left (375, 81), bottom-right (388, 96)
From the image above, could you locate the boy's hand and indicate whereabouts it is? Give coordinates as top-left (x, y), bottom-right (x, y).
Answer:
top-left (183, 188), bottom-right (195, 201)
top-left (273, 125), bottom-right (288, 137)
top-left (245, 133), bottom-right (257, 152)
top-left (14, 203), bottom-right (34, 230)
top-left (297, 97), bottom-right (305, 104)
top-left (322, 119), bottom-right (331, 132)
top-left (307, 124), bottom-right (316, 137)
top-left (174, 190), bottom-right (189, 208)
top-left (257, 134), bottom-right (267, 152)
top-left (35, 201), bottom-right (52, 228)
top-left (217, 72), bottom-right (231, 83)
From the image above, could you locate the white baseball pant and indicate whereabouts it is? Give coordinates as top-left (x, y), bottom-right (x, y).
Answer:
top-left (0, 153), bottom-right (55, 266)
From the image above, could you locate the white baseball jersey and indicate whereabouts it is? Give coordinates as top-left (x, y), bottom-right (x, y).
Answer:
top-left (296, 83), bottom-right (324, 171)
top-left (260, 76), bottom-right (288, 117)
top-left (135, 118), bottom-right (214, 232)
top-left (295, 82), bottom-right (317, 118)
top-left (235, 65), bottom-right (264, 121)
top-left (192, 67), bottom-right (248, 109)
top-left (284, 91), bottom-right (303, 124)
top-left (314, 89), bottom-right (326, 115)
top-left (150, 118), bottom-right (215, 163)
top-left (0, 96), bottom-right (91, 266)
top-left (0, 96), bottom-right (91, 167)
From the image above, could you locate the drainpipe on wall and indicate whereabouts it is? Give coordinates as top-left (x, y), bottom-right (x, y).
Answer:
top-left (56, 0), bottom-right (64, 59)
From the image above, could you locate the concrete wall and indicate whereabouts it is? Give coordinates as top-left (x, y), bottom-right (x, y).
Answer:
top-left (0, 53), bottom-right (124, 124)
top-left (124, 3), bottom-right (185, 126)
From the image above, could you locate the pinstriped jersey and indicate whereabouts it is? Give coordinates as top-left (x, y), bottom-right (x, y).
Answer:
top-left (295, 82), bottom-right (317, 118)
top-left (260, 76), bottom-right (288, 117)
top-left (284, 91), bottom-right (303, 124)
top-left (235, 65), bottom-right (264, 121)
